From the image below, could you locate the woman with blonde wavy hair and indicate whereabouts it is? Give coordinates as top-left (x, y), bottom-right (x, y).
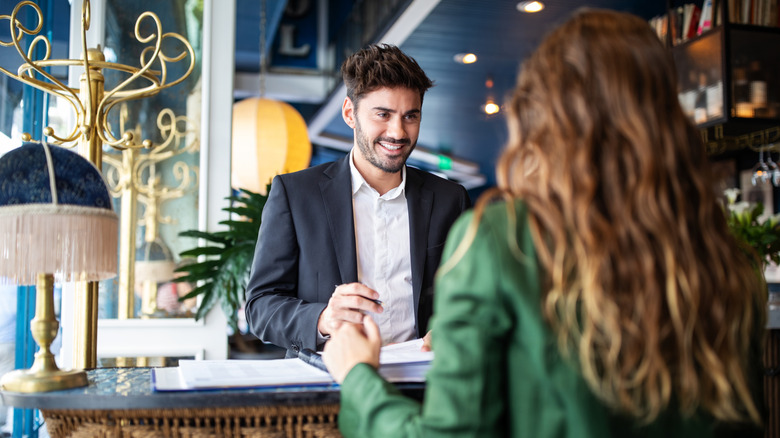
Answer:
top-left (323, 8), bottom-right (766, 437)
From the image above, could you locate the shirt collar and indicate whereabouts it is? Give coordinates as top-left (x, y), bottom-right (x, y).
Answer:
top-left (349, 149), bottom-right (406, 199)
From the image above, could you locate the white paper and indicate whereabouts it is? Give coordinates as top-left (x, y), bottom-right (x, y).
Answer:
top-left (380, 338), bottom-right (434, 364)
top-left (152, 367), bottom-right (190, 391)
top-left (379, 362), bottom-right (431, 383)
top-left (176, 358), bottom-right (334, 389)
top-left (377, 338), bottom-right (433, 382)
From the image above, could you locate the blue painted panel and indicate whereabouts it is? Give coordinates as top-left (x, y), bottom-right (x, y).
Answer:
top-left (270, 0), bottom-right (318, 69)
top-left (235, 0), bottom-right (287, 71)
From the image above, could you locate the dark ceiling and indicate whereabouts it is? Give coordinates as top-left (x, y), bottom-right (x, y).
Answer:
top-left (235, 0), bottom-right (666, 194)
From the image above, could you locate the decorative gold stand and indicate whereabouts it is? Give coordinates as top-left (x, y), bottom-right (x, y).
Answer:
top-left (0, 274), bottom-right (88, 392)
top-left (103, 107), bottom-right (199, 321)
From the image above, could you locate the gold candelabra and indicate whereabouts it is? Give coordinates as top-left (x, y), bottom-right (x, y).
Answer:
top-left (0, 0), bottom-right (195, 371)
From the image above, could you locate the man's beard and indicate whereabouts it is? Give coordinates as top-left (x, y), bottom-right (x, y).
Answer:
top-left (355, 117), bottom-right (415, 174)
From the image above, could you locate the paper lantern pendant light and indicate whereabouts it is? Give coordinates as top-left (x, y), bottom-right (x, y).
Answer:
top-left (231, 97), bottom-right (312, 195)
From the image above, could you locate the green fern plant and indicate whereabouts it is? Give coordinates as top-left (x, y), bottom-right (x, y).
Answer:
top-left (173, 185), bottom-right (269, 331)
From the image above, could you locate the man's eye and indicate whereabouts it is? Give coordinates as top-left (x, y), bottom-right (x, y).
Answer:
top-left (404, 114), bottom-right (419, 121)
top-left (376, 112), bottom-right (388, 118)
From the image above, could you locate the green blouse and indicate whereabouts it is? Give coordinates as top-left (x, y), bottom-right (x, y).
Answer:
top-left (338, 201), bottom-right (763, 437)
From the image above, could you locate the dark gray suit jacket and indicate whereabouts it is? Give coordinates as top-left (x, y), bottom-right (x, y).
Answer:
top-left (244, 155), bottom-right (471, 354)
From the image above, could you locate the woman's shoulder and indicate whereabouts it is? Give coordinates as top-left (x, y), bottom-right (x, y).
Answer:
top-left (442, 199), bottom-right (533, 272)
top-left (452, 199), bottom-right (528, 236)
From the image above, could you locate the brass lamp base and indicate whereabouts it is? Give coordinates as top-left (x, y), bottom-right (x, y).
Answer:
top-left (1, 368), bottom-right (87, 393)
top-left (0, 273), bottom-right (89, 393)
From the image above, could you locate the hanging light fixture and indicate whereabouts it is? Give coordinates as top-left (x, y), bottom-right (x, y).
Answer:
top-left (483, 100), bottom-right (500, 115)
top-left (482, 75), bottom-right (500, 115)
top-left (231, 0), bottom-right (312, 195)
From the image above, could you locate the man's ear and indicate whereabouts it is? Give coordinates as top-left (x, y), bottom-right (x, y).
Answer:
top-left (342, 97), bottom-right (356, 129)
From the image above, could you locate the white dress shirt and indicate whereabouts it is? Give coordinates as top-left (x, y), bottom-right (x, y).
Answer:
top-left (349, 151), bottom-right (416, 345)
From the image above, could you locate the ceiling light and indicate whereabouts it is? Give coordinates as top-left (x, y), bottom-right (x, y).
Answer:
top-left (453, 53), bottom-right (477, 64)
top-left (482, 75), bottom-right (499, 115)
top-left (484, 100), bottom-right (500, 115)
top-left (517, 1), bottom-right (544, 13)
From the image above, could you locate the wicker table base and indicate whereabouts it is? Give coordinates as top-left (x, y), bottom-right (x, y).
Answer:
top-left (43, 404), bottom-right (341, 438)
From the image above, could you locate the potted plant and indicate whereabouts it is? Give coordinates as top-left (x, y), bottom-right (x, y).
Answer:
top-left (723, 188), bottom-right (780, 268)
top-left (173, 185), bottom-right (269, 332)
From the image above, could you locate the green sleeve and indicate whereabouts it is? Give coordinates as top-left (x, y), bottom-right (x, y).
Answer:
top-left (339, 363), bottom-right (424, 437)
top-left (338, 207), bottom-right (519, 437)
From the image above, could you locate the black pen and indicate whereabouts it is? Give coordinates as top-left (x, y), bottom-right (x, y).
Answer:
top-left (298, 348), bottom-right (329, 373)
top-left (334, 284), bottom-right (383, 306)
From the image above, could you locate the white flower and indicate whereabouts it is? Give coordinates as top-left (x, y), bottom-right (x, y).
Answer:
top-left (724, 188), bottom-right (741, 205)
top-left (729, 201), bottom-right (751, 215)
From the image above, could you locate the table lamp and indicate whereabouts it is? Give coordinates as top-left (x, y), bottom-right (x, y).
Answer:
top-left (0, 141), bottom-right (118, 393)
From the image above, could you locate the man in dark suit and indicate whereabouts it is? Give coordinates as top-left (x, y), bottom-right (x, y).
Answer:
top-left (244, 44), bottom-right (471, 355)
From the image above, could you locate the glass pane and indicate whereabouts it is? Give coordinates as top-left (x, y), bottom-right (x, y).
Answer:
top-left (99, 0), bottom-right (204, 320)
top-left (730, 28), bottom-right (780, 120)
top-left (0, 74), bottom-right (23, 155)
top-left (0, 1), bottom-right (71, 153)
top-left (672, 28), bottom-right (725, 126)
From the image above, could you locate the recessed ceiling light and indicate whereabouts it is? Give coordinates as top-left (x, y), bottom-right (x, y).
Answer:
top-left (453, 53), bottom-right (477, 64)
top-left (484, 100), bottom-right (500, 115)
top-left (517, 1), bottom-right (544, 13)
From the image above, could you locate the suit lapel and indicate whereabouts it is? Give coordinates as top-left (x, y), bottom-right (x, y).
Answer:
top-left (406, 169), bottom-right (432, 310)
top-left (321, 156), bottom-right (359, 283)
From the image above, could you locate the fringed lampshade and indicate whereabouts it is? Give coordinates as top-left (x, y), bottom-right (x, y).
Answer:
top-left (231, 97), bottom-right (312, 195)
top-left (0, 142), bottom-right (117, 282)
top-left (0, 141), bottom-right (118, 393)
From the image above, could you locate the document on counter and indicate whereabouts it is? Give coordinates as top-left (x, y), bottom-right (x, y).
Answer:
top-left (152, 338), bottom-right (434, 392)
top-left (380, 338), bottom-right (434, 364)
top-left (153, 358), bottom-right (335, 391)
top-left (377, 338), bottom-right (434, 382)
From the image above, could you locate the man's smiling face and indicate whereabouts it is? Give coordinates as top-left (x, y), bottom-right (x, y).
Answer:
top-left (345, 86), bottom-right (421, 174)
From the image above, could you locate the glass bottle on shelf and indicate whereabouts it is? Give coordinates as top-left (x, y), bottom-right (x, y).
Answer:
top-left (749, 60), bottom-right (768, 117)
top-left (694, 71), bottom-right (708, 124)
top-left (706, 67), bottom-right (723, 119)
top-left (732, 57), bottom-right (752, 118)
top-left (679, 70), bottom-right (698, 119)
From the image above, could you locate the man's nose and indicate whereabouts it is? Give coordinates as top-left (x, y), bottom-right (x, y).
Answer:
top-left (386, 117), bottom-right (405, 140)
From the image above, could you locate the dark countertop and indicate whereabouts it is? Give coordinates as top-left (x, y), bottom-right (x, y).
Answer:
top-left (1, 367), bottom-right (425, 411)
top-left (0, 367), bottom-right (343, 411)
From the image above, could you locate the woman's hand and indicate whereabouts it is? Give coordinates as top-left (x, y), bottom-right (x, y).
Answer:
top-left (322, 315), bottom-right (382, 383)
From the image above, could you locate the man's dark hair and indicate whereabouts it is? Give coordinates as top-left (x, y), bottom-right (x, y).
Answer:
top-left (341, 43), bottom-right (433, 108)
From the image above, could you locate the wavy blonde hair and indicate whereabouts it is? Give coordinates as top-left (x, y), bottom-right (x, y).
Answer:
top-left (487, 8), bottom-right (764, 424)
